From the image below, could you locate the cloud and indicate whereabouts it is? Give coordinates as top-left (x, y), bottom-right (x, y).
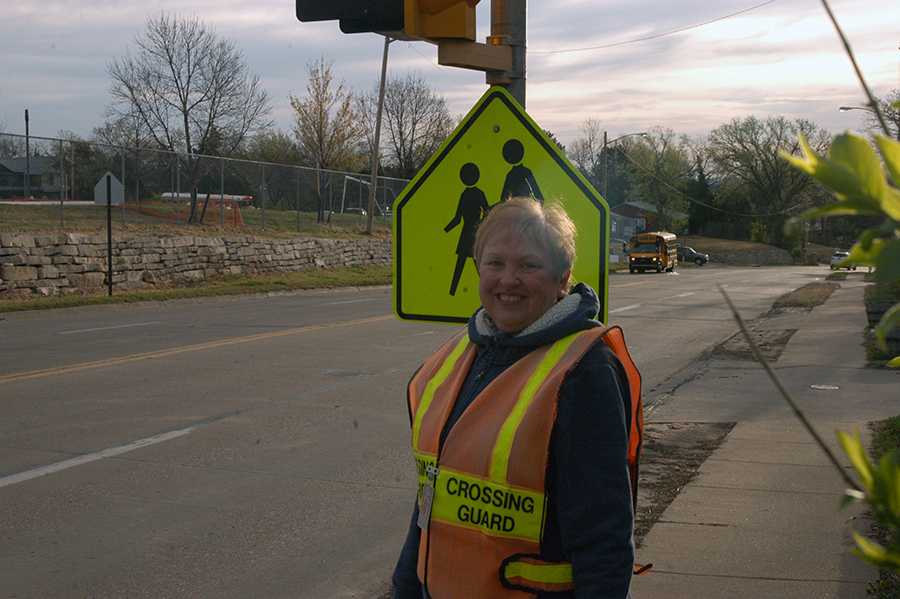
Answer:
top-left (0, 0), bottom-right (897, 149)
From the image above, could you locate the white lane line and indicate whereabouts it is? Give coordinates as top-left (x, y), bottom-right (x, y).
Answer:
top-left (59, 321), bottom-right (161, 336)
top-left (609, 303), bottom-right (642, 314)
top-left (0, 426), bottom-right (196, 489)
top-left (671, 292), bottom-right (696, 299)
top-left (325, 298), bottom-right (378, 306)
top-left (611, 281), bottom-right (649, 289)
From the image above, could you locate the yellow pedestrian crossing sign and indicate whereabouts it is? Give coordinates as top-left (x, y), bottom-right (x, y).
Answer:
top-left (393, 86), bottom-right (610, 324)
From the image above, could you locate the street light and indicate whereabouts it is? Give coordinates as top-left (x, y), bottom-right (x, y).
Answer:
top-left (838, 105), bottom-right (899, 140)
top-left (602, 131), bottom-right (646, 200)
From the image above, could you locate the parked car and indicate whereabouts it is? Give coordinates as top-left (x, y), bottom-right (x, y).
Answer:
top-left (344, 207), bottom-right (367, 216)
top-left (677, 246), bottom-right (709, 266)
top-left (830, 250), bottom-right (855, 270)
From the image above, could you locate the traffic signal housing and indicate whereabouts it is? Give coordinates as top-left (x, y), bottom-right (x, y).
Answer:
top-left (296, 0), bottom-right (478, 41)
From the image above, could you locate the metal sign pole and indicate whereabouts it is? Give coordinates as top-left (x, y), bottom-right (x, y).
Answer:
top-left (58, 139), bottom-right (64, 228)
top-left (24, 109), bottom-right (31, 198)
top-left (106, 174), bottom-right (113, 297)
top-left (121, 152), bottom-right (126, 224)
top-left (220, 158), bottom-right (225, 227)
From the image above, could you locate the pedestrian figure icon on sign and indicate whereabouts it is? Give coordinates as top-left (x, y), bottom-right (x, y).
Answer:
top-left (445, 162), bottom-right (490, 296)
top-left (394, 86), bottom-right (610, 324)
top-left (500, 139), bottom-right (544, 204)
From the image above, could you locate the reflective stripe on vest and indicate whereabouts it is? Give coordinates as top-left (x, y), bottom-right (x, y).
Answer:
top-left (408, 326), bottom-right (643, 598)
top-left (488, 332), bottom-right (582, 484)
top-left (500, 554), bottom-right (575, 593)
top-left (411, 333), bottom-right (470, 453)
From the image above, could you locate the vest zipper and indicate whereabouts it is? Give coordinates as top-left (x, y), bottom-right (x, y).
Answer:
top-left (422, 457), bottom-right (440, 598)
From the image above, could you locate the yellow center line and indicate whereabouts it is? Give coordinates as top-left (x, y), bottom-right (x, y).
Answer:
top-left (0, 314), bottom-right (394, 385)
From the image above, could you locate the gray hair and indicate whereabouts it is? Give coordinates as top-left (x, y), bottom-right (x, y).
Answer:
top-left (474, 197), bottom-right (577, 283)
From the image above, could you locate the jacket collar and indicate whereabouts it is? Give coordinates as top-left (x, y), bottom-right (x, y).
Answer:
top-left (468, 283), bottom-right (601, 349)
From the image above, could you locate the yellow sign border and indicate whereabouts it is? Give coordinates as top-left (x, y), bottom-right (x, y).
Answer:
top-left (393, 86), bottom-right (609, 324)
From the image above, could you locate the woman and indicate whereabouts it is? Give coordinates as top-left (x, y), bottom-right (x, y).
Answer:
top-left (393, 197), bottom-right (642, 599)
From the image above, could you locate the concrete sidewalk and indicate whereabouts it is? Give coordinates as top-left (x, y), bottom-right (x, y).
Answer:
top-left (631, 282), bottom-right (899, 598)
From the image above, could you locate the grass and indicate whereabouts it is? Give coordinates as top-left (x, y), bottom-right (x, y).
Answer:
top-left (871, 416), bottom-right (900, 463)
top-left (805, 242), bottom-right (840, 265)
top-left (0, 265), bottom-right (391, 313)
top-left (827, 271), bottom-right (849, 281)
top-left (865, 331), bottom-right (895, 365)
top-left (863, 281), bottom-right (900, 366)
top-left (772, 281), bottom-right (840, 310)
top-left (866, 416), bottom-right (900, 599)
top-left (680, 236), bottom-right (837, 265)
top-left (866, 280), bottom-right (900, 306)
top-left (0, 202), bottom-right (391, 240)
top-left (680, 235), bottom-right (785, 253)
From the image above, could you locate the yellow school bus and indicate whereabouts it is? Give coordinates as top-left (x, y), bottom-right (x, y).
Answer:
top-left (628, 231), bottom-right (678, 273)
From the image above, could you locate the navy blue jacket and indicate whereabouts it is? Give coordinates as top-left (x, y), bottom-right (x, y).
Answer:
top-left (392, 284), bottom-right (634, 598)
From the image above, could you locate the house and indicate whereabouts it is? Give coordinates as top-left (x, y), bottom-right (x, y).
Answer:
top-left (611, 211), bottom-right (642, 243)
top-left (607, 212), bottom-right (643, 263)
top-left (0, 156), bottom-right (62, 199)
top-left (613, 200), bottom-right (688, 233)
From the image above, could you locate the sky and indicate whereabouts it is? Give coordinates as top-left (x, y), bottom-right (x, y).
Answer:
top-left (1, 0), bottom-right (897, 148)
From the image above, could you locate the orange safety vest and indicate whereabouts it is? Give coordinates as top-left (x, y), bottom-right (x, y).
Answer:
top-left (408, 325), bottom-right (644, 598)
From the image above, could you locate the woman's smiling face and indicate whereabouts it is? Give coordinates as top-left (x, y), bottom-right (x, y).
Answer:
top-left (477, 228), bottom-right (570, 334)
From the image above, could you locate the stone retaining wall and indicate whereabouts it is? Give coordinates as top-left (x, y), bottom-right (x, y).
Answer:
top-left (0, 233), bottom-right (391, 298)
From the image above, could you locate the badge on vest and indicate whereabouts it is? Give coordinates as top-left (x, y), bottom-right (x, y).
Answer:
top-left (417, 464), bottom-right (438, 530)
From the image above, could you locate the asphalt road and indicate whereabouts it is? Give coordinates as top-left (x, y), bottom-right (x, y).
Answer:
top-left (0, 264), bottom-right (830, 598)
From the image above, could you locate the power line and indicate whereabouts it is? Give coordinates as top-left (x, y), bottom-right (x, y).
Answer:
top-left (616, 146), bottom-right (805, 218)
top-left (407, 41), bottom-right (446, 72)
top-left (531, 0), bottom-right (778, 56)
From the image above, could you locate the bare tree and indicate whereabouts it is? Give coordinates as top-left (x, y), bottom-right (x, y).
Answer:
top-left (359, 73), bottom-right (452, 179)
top-left (291, 57), bottom-right (361, 222)
top-left (708, 115), bottom-right (831, 245)
top-left (863, 89), bottom-right (900, 141)
top-left (108, 13), bottom-right (272, 221)
top-left (0, 119), bottom-right (24, 159)
top-left (569, 118), bottom-right (605, 187)
top-left (93, 108), bottom-right (152, 151)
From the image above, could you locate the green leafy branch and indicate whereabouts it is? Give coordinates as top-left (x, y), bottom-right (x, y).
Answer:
top-left (767, 0), bottom-right (900, 572)
top-left (837, 431), bottom-right (900, 569)
top-left (779, 123), bottom-right (900, 572)
top-left (781, 130), bottom-right (900, 367)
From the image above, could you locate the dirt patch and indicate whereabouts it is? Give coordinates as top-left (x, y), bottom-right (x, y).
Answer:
top-left (634, 422), bottom-right (735, 546)
top-left (772, 281), bottom-right (840, 311)
top-left (710, 281), bottom-right (842, 362)
top-left (715, 326), bottom-right (798, 361)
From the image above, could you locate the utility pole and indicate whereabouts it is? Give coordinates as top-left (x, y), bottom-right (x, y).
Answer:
top-left (366, 36), bottom-right (392, 235)
top-left (602, 130), bottom-right (608, 200)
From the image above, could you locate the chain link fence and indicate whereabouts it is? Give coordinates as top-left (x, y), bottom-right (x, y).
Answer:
top-left (0, 131), bottom-right (408, 235)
